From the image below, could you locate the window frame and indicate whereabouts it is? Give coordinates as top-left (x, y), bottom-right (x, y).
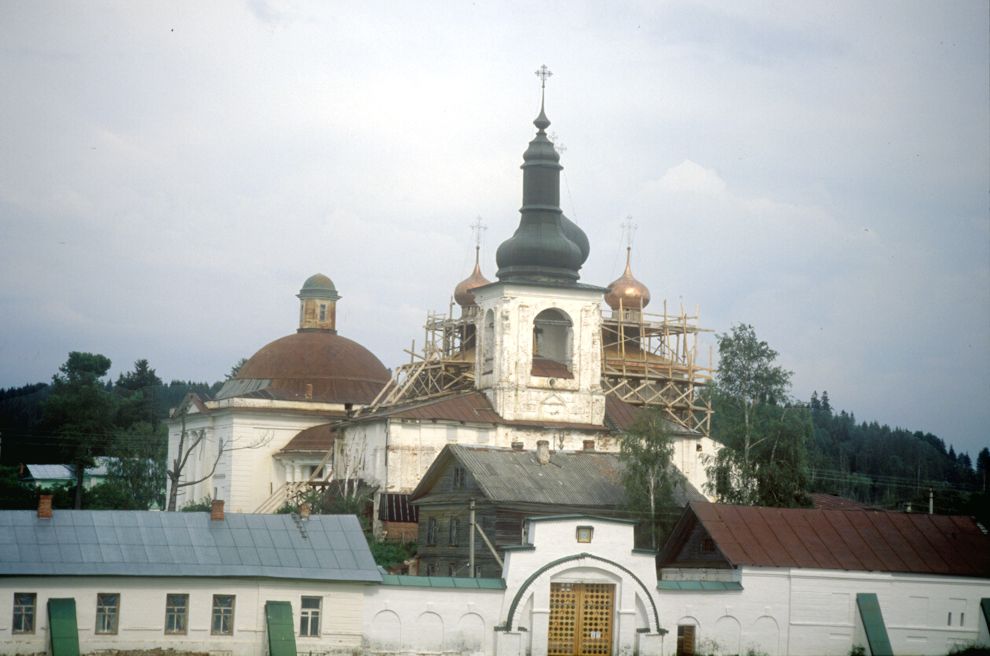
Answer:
top-left (12, 592), bottom-right (37, 635)
top-left (426, 517), bottom-right (438, 545)
top-left (95, 592), bottom-right (120, 635)
top-left (452, 466), bottom-right (466, 489)
top-left (211, 594), bottom-right (236, 636)
top-left (164, 593), bottom-right (189, 635)
top-left (299, 596), bottom-right (321, 637)
top-left (449, 517), bottom-right (460, 546)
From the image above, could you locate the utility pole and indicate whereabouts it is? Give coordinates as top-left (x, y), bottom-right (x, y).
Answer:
top-left (469, 499), bottom-right (476, 578)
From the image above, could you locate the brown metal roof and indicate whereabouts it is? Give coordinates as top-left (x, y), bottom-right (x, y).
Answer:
top-left (810, 493), bottom-right (874, 511)
top-left (280, 423), bottom-right (336, 453)
top-left (531, 356), bottom-right (574, 379)
top-left (218, 331), bottom-right (389, 404)
top-left (678, 501), bottom-right (990, 577)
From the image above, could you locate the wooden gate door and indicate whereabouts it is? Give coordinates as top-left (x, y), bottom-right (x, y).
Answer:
top-left (548, 582), bottom-right (615, 656)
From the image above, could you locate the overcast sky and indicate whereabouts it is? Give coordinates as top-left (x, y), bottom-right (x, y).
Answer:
top-left (1, 1), bottom-right (987, 457)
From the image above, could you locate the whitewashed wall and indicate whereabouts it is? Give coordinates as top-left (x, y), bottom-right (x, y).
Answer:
top-left (167, 402), bottom-right (340, 512)
top-left (362, 584), bottom-right (504, 655)
top-left (0, 576), bottom-right (366, 656)
top-left (657, 567), bottom-right (990, 656)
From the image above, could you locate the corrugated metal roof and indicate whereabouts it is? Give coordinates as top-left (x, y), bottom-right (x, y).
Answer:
top-left (0, 510), bottom-right (381, 583)
top-left (682, 501), bottom-right (990, 577)
top-left (414, 444), bottom-right (705, 508)
top-left (810, 493), bottom-right (874, 511)
top-left (25, 458), bottom-right (113, 481)
top-left (380, 574), bottom-right (505, 589)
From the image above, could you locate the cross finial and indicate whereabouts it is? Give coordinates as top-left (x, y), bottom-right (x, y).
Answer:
top-left (470, 216), bottom-right (487, 249)
top-left (535, 64), bottom-right (553, 89)
top-left (621, 216), bottom-right (638, 249)
top-left (549, 132), bottom-right (566, 155)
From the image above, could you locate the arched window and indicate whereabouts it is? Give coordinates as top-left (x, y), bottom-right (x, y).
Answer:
top-left (482, 309), bottom-right (495, 374)
top-left (532, 308), bottom-right (573, 378)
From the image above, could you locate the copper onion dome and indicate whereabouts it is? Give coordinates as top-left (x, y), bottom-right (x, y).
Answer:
top-left (454, 246), bottom-right (491, 307)
top-left (605, 247), bottom-right (651, 310)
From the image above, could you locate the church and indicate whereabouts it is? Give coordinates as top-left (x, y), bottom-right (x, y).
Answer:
top-left (166, 84), bottom-right (718, 523)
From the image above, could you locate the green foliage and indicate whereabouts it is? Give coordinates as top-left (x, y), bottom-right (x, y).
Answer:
top-left (180, 496), bottom-right (213, 512)
top-left (848, 647), bottom-right (866, 656)
top-left (706, 324), bottom-right (812, 507)
top-left (0, 465), bottom-right (35, 509)
top-left (620, 407), bottom-right (676, 549)
top-left (41, 352), bottom-right (117, 508)
top-left (369, 540), bottom-right (417, 570)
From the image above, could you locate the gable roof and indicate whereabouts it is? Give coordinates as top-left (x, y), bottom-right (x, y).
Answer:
top-left (0, 510), bottom-right (381, 583)
top-left (661, 501), bottom-right (990, 578)
top-left (412, 444), bottom-right (705, 508)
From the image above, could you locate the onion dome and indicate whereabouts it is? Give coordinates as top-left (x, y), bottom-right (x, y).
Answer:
top-left (605, 247), bottom-right (651, 311)
top-left (496, 100), bottom-right (587, 285)
top-left (454, 246), bottom-right (491, 307)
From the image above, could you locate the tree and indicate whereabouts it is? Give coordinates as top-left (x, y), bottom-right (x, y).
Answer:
top-left (705, 324), bottom-right (811, 507)
top-left (977, 448), bottom-right (990, 495)
top-left (41, 352), bottom-right (116, 509)
top-left (114, 359), bottom-right (162, 429)
top-left (619, 408), bottom-right (676, 549)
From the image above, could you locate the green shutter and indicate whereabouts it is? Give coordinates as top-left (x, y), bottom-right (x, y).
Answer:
top-left (855, 593), bottom-right (893, 656)
top-left (265, 600), bottom-right (297, 656)
top-left (47, 598), bottom-right (80, 656)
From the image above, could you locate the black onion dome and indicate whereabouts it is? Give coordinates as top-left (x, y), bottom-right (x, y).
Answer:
top-left (496, 103), bottom-right (585, 285)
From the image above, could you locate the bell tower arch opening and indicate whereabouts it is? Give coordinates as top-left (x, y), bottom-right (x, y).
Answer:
top-left (532, 308), bottom-right (573, 378)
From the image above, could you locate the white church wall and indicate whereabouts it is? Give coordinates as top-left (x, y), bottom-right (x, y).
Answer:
top-left (670, 434), bottom-right (719, 500)
top-left (474, 283), bottom-right (605, 426)
top-left (0, 576), bottom-right (366, 656)
top-left (167, 407), bottom-right (337, 512)
top-left (656, 567), bottom-right (990, 656)
top-left (362, 584), bottom-right (504, 655)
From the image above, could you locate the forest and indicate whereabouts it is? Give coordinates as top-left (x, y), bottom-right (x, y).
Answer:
top-left (0, 344), bottom-right (987, 525)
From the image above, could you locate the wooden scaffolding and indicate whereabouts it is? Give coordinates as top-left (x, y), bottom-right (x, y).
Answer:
top-left (364, 301), bottom-right (713, 437)
top-left (601, 300), bottom-right (713, 436)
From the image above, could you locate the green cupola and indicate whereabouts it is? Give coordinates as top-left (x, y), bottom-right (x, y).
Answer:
top-left (496, 90), bottom-right (589, 285)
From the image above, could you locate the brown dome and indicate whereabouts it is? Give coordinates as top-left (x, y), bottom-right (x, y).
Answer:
top-left (453, 247), bottom-right (491, 307)
top-left (231, 331), bottom-right (390, 404)
top-left (605, 248), bottom-right (651, 311)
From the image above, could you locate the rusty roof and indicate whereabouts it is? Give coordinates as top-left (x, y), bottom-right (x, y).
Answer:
top-left (810, 493), bottom-right (875, 511)
top-left (217, 331), bottom-right (389, 404)
top-left (531, 356), bottom-right (574, 379)
top-left (280, 423), bottom-right (336, 453)
top-left (378, 493), bottom-right (419, 523)
top-left (662, 501), bottom-right (990, 577)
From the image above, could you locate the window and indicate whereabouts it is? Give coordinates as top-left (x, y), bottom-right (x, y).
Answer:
top-left (319, 304), bottom-right (327, 321)
top-left (427, 518), bottom-right (438, 545)
top-left (211, 595), bottom-right (235, 635)
top-left (452, 466), bottom-right (466, 489)
top-left (532, 308), bottom-right (573, 375)
top-left (299, 596), bottom-right (321, 637)
top-left (449, 518), bottom-right (460, 546)
top-left (701, 537), bottom-right (716, 554)
top-left (165, 594), bottom-right (188, 635)
top-left (12, 593), bottom-right (36, 634)
top-left (447, 562), bottom-right (457, 576)
top-left (425, 562), bottom-right (437, 576)
top-left (676, 624), bottom-right (696, 656)
top-left (576, 526), bottom-right (594, 543)
top-left (95, 593), bottom-right (120, 634)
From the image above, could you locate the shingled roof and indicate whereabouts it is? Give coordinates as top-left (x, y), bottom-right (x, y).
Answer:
top-left (660, 501), bottom-right (990, 578)
top-left (0, 509), bottom-right (381, 583)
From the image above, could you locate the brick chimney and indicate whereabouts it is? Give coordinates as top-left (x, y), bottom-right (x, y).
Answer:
top-left (511, 441), bottom-right (524, 451)
top-left (210, 499), bottom-right (225, 521)
top-left (536, 440), bottom-right (551, 465)
top-left (37, 494), bottom-right (53, 519)
top-left (583, 439), bottom-right (596, 451)
top-left (299, 502), bottom-right (311, 520)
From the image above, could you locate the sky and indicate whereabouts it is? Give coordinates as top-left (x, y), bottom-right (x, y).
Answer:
top-left (1, 1), bottom-right (987, 458)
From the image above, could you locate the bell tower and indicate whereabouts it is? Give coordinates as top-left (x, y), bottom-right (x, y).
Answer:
top-left (474, 67), bottom-right (605, 425)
